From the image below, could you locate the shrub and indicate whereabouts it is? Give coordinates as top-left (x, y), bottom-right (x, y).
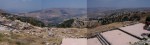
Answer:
top-left (0, 33), bottom-right (4, 41)
top-left (57, 19), bottom-right (74, 28)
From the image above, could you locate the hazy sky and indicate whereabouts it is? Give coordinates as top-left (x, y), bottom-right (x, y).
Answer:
top-left (0, 0), bottom-right (86, 13)
top-left (88, 0), bottom-right (150, 8)
top-left (1, 0), bottom-right (150, 13)
top-left (42, 0), bottom-right (87, 9)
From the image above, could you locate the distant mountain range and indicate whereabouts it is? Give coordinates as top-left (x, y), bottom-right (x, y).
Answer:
top-left (16, 8), bottom-right (87, 25)
top-left (1, 7), bottom-right (150, 28)
top-left (88, 7), bottom-right (117, 18)
top-left (88, 7), bottom-right (150, 18)
top-left (88, 7), bottom-right (150, 26)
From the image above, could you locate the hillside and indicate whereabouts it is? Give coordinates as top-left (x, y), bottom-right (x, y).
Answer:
top-left (17, 8), bottom-right (87, 26)
top-left (88, 8), bottom-right (150, 25)
top-left (88, 7), bottom-right (117, 18)
top-left (1, 7), bottom-right (150, 45)
top-left (88, 7), bottom-right (150, 18)
top-left (0, 10), bottom-right (87, 45)
top-left (59, 8), bottom-right (150, 28)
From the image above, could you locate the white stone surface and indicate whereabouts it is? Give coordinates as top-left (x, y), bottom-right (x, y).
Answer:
top-left (61, 38), bottom-right (103, 45)
top-left (0, 26), bottom-right (8, 30)
top-left (61, 38), bottom-right (87, 45)
top-left (120, 23), bottom-right (150, 38)
top-left (101, 30), bottom-right (139, 45)
top-left (87, 38), bottom-right (102, 45)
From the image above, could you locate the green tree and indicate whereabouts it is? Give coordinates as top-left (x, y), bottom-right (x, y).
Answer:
top-left (57, 19), bottom-right (74, 28)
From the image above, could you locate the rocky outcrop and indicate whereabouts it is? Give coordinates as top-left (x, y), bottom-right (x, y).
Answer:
top-left (72, 19), bottom-right (87, 28)
top-left (0, 13), bottom-right (36, 30)
top-left (72, 18), bottom-right (101, 28)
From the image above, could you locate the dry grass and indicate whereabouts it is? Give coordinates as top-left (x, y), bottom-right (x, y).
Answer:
top-left (0, 27), bottom-right (88, 45)
top-left (0, 30), bottom-right (63, 45)
top-left (51, 28), bottom-right (87, 38)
